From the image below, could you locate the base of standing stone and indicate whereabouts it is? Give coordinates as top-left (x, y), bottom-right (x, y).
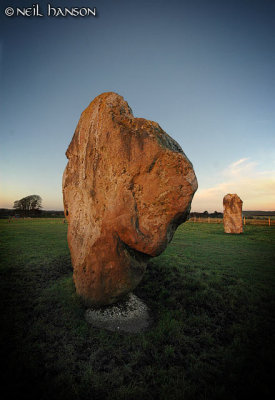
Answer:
top-left (85, 293), bottom-right (151, 333)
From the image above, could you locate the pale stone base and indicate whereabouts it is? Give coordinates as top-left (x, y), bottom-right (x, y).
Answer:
top-left (85, 293), bottom-right (151, 333)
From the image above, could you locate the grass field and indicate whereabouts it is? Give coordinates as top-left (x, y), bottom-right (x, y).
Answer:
top-left (0, 219), bottom-right (274, 400)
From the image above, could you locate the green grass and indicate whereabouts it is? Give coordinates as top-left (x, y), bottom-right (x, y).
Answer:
top-left (0, 219), bottom-right (274, 400)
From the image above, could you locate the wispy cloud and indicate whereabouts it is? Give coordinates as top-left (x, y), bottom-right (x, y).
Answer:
top-left (192, 158), bottom-right (275, 212)
top-left (223, 158), bottom-right (257, 178)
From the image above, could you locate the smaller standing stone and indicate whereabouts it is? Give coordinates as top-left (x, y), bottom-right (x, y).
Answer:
top-left (223, 194), bottom-right (243, 234)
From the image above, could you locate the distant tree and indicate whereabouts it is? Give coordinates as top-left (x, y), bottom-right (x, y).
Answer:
top-left (211, 210), bottom-right (223, 218)
top-left (13, 195), bottom-right (42, 216)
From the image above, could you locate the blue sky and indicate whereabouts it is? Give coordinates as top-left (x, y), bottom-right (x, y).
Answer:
top-left (1, 0), bottom-right (274, 211)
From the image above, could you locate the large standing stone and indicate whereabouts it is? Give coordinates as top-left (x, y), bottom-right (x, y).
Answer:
top-left (223, 193), bottom-right (243, 234)
top-left (63, 92), bottom-right (198, 305)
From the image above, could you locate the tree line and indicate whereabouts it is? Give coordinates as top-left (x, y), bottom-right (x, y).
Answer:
top-left (13, 195), bottom-right (42, 216)
top-left (189, 211), bottom-right (223, 218)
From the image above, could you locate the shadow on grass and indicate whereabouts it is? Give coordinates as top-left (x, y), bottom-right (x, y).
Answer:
top-left (0, 227), bottom-right (274, 400)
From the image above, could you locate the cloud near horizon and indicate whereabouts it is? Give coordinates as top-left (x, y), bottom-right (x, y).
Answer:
top-left (191, 158), bottom-right (275, 212)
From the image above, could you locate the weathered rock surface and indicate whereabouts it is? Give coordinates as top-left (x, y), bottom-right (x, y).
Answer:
top-left (223, 193), bottom-right (243, 234)
top-left (63, 92), bottom-right (197, 305)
